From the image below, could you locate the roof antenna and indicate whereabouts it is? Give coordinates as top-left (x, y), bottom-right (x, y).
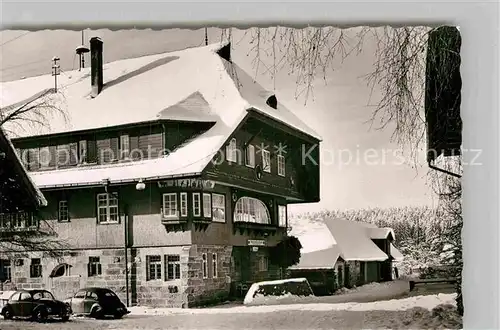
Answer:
top-left (205, 27), bottom-right (208, 46)
top-left (51, 57), bottom-right (60, 92)
top-left (76, 30), bottom-right (90, 71)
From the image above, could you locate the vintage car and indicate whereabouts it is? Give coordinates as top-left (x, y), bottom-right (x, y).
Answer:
top-left (64, 287), bottom-right (130, 319)
top-left (0, 289), bottom-right (72, 322)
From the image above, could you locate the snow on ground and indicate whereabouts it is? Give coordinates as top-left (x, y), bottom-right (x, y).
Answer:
top-left (128, 293), bottom-right (456, 316)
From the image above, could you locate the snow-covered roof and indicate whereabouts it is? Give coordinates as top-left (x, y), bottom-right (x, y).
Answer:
top-left (1, 42), bottom-right (321, 188)
top-left (290, 217), bottom-right (394, 268)
top-left (0, 126), bottom-right (47, 206)
top-left (289, 246), bottom-right (342, 270)
top-left (324, 218), bottom-right (390, 262)
top-left (1, 42), bottom-right (321, 140)
top-left (291, 221), bottom-right (337, 254)
top-left (390, 243), bottom-right (404, 262)
top-left (368, 227), bottom-right (396, 240)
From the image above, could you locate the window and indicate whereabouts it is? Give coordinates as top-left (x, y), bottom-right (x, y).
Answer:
top-left (202, 253), bottom-right (208, 279)
top-left (180, 193), bottom-right (188, 217)
top-left (277, 154), bottom-right (285, 176)
top-left (74, 290), bottom-right (86, 299)
top-left (30, 258), bottom-right (42, 278)
top-left (192, 193), bottom-right (201, 217)
top-left (0, 259), bottom-right (11, 281)
top-left (10, 293), bottom-right (20, 302)
top-left (234, 197), bottom-right (271, 224)
top-left (97, 193), bottom-right (119, 224)
top-left (245, 144), bottom-right (255, 167)
top-left (165, 255), bottom-right (181, 280)
top-left (20, 292), bottom-right (32, 301)
top-left (39, 146), bottom-right (51, 169)
top-left (58, 200), bottom-right (69, 222)
top-left (262, 149), bottom-right (271, 173)
top-left (88, 256), bottom-right (102, 276)
top-left (203, 193), bottom-right (212, 218)
top-left (87, 291), bottom-right (98, 300)
top-left (258, 256), bottom-right (268, 272)
top-left (12, 212), bottom-right (25, 228)
top-left (212, 194), bottom-right (225, 223)
top-left (162, 193), bottom-right (178, 218)
top-left (146, 255), bottom-right (162, 281)
top-left (278, 205), bottom-right (287, 227)
top-left (120, 134), bottom-right (130, 159)
top-left (226, 138), bottom-right (237, 162)
top-left (62, 264), bottom-right (72, 276)
top-left (79, 140), bottom-right (87, 163)
top-left (212, 253), bottom-right (218, 278)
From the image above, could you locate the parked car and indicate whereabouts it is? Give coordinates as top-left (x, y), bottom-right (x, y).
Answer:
top-left (64, 287), bottom-right (130, 319)
top-left (0, 289), bottom-right (72, 322)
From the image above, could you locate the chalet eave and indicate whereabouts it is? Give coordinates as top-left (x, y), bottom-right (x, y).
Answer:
top-left (36, 172), bottom-right (202, 190)
top-left (204, 173), bottom-right (303, 202)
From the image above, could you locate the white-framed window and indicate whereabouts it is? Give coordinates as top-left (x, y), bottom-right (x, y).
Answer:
top-left (162, 193), bottom-right (178, 218)
top-left (180, 193), bottom-right (188, 217)
top-left (245, 144), bottom-right (255, 168)
top-left (258, 255), bottom-right (268, 272)
top-left (165, 255), bottom-right (181, 280)
top-left (277, 154), bottom-right (285, 176)
top-left (88, 256), bottom-right (102, 276)
top-left (193, 193), bottom-right (201, 217)
top-left (97, 193), bottom-right (119, 224)
top-left (212, 193), bottom-right (225, 223)
top-left (146, 255), bottom-right (162, 281)
top-left (234, 197), bottom-right (271, 224)
top-left (79, 140), bottom-right (87, 163)
top-left (39, 146), bottom-right (51, 169)
top-left (203, 193), bottom-right (212, 218)
top-left (278, 205), bottom-right (287, 227)
top-left (212, 253), bottom-right (218, 278)
top-left (30, 258), bottom-right (42, 278)
top-left (262, 149), bottom-right (271, 173)
top-left (120, 134), bottom-right (130, 159)
top-left (58, 200), bottom-right (69, 222)
top-left (226, 138), bottom-right (237, 163)
top-left (0, 259), bottom-right (12, 281)
top-left (202, 253), bottom-right (208, 279)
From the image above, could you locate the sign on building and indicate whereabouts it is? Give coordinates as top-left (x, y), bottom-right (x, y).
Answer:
top-left (158, 178), bottom-right (216, 189)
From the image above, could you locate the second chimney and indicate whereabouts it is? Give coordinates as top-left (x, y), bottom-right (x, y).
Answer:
top-left (90, 37), bottom-right (103, 98)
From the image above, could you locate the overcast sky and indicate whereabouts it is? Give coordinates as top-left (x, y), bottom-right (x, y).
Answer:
top-left (0, 27), bottom-right (435, 213)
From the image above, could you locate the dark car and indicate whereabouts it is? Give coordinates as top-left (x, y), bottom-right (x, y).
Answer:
top-left (64, 287), bottom-right (130, 319)
top-left (0, 289), bottom-right (72, 322)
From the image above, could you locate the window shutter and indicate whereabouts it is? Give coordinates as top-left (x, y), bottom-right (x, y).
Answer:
top-left (97, 263), bottom-right (102, 275)
top-left (146, 256), bottom-right (150, 281)
top-left (87, 263), bottom-right (91, 276)
top-left (110, 137), bottom-right (119, 160)
top-left (48, 146), bottom-right (57, 168)
top-left (69, 142), bottom-right (78, 165)
top-left (164, 255), bottom-right (167, 281)
top-left (87, 139), bottom-right (97, 163)
top-left (129, 136), bottom-right (139, 160)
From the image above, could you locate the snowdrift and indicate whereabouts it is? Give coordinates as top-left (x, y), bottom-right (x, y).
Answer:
top-left (243, 278), bottom-right (314, 306)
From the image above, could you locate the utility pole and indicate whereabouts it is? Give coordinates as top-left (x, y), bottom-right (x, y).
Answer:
top-left (51, 57), bottom-right (60, 92)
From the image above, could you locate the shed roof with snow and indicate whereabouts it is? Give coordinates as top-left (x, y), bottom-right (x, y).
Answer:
top-left (0, 42), bottom-right (321, 189)
top-left (290, 217), bottom-right (403, 270)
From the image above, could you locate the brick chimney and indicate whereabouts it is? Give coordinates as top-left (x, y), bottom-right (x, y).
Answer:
top-left (90, 37), bottom-right (103, 97)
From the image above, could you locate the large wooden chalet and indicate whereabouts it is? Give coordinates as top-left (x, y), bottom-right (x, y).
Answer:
top-left (0, 38), bottom-right (321, 307)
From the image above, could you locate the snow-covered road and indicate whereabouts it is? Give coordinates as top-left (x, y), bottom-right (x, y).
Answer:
top-left (0, 293), bottom-right (461, 330)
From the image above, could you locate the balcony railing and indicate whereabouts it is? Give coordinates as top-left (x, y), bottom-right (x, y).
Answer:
top-left (0, 211), bottom-right (39, 232)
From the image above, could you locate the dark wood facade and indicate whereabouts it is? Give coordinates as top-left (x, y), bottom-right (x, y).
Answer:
top-left (4, 111), bottom-right (320, 307)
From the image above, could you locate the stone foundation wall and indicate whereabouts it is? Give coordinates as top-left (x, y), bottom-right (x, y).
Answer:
top-left (187, 245), bottom-right (232, 307)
